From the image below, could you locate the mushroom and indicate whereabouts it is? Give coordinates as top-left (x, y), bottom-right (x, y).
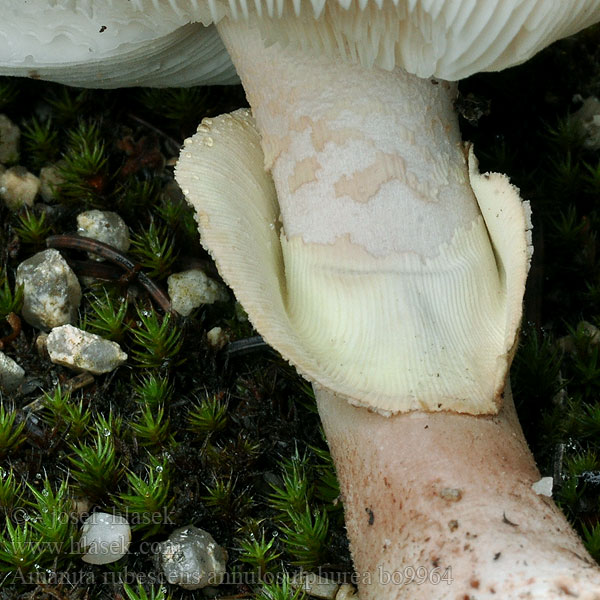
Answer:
top-left (4, 2), bottom-right (600, 598)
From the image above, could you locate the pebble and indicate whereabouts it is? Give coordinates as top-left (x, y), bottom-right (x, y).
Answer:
top-left (158, 525), bottom-right (227, 590)
top-left (532, 476), bottom-right (553, 497)
top-left (572, 96), bottom-right (600, 149)
top-left (0, 115), bottom-right (19, 164)
top-left (168, 269), bottom-right (228, 317)
top-left (206, 326), bottom-right (229, 350)
top-left (558, 320), bottom-right (600, 353)
top-left (291, 573), bottom-right (340, 600)
top-left (335, 584), bottom-right (358, 599)
top-left (39, 163), bottom-right (65, 202)
top-left (0, 351), bottom-right (24, 392)
top-left (47, 324), bottom-right (127, 374)
top-left (80, 512), bottom-right (131, 565)
top-left (76, 210), bottom-right (130, 260)
top-left (16, 249), bottom-right (81, 330)
top-left (0, 166), bottom-right (40, 210)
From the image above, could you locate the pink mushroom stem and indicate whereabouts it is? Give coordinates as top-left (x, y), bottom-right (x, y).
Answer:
top-left (317, 385), bottom-right (600, 599)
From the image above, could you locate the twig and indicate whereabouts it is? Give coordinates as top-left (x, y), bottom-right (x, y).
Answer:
top-left (46, 234), bottom-right (176, 316)
top-left (0, 312), bottom-right (21, 349)
top-left (127, 112), bottom-right (182, 155)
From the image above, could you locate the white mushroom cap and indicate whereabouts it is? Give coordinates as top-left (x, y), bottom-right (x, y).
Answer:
top-left (241, 0), bottom-right (600, 78)
top-left (3, 1), bottom-right (600, 86)
top-left (1, 2), bottom-right (237, 87)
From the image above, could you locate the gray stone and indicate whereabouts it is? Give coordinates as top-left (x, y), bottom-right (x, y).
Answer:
top-left (572, 96), bottom-right (600, 149)
top-left (168, 269), bottom-right (228, 317)
top-left (76, 210), bottom-right (130, 260)
top-left (159, 526), bottom-right (227, 590)
top-left (0, 115), bottom-right (19, 164)
top-left (0, 166), bottom-right (39, 211)
top-left (0, 351), bottom-right (24, 392)
top-left (47, 325), bottom-right (127, 374)
top-left (16, 249), bottom-right (81, 330)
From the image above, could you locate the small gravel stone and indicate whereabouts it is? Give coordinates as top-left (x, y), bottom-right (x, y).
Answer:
top-left (532, 476), bottom-right (553, 497)
top-left (168, 269), bottom-right (228, 317)
top-left (572, 96), bottom-right (600, 149)
top-left (35, 333), bottom-right (49, 357)
top-left (16, 249), bottom-right (82, 330)
top-left (76, 210), bottom-right (130, 260)
top-left (0, 166), bottom-right (40, 210)
top-left (39, 163), bottom-right (65, 202)
top-left (335, 584), bottom-right (358, 600)
top-left (47, 325), bottom-right (127, 374)
top-left (158, 526), bottom-right (227, 590)
top-left (292, 573), bottom-right (340, 600)
top-left (0, 115), bottom-right (19, 164)
top-left (559, 320), bottom-right (600, 353)
top-left (80, 512), bottom-right (131, 565)
top-left (0, 351), bottom-right (25, 392)
top-left (206, 326), bottom-right (229, 350)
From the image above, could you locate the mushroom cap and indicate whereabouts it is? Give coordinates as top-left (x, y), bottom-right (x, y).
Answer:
top-left (2, 1), bottom-right (600, 86)
top-left (242, 0), bottom-right (600, 78)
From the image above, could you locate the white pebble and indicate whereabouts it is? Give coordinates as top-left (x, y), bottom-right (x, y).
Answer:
top-left (159, 526), bottom-right (227, 590)
top-left (0, 166), bottom-right (39, 211)
top-left (531, 476), bottom-right (553, 497)
top-left (80, 512), bottom-right (131, 565)
top-left (168, 269), bottom-right (228, 317)
top-left (206, 327), bottom-right (229, 350)
top-left (47, 324), bottom-right (127, 374)
top-left (291, 572), bottom-right (340, 600)
top-left (39, 163), bottom-right (65, 202)
top-left (76, 210), bottom-right (130, 261)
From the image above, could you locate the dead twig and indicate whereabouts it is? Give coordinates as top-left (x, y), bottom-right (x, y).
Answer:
top-left (0, 312), bottom-right (21, 349)
top-left (46, 234), bottom-right (176, 316)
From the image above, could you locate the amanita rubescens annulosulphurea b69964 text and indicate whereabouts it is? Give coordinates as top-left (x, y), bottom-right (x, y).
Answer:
top-left (5, 1), bottom-right (600, 598)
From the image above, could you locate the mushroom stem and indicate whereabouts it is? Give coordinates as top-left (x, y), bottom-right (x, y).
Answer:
top-left (217, 19), bottom-right (529, 415)
top-left (203, 18), bottom-right (599, 596)
top-left (218, 19), bottom-right (479, 258)
top-left (316, 385), bottom-right (600, 599)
